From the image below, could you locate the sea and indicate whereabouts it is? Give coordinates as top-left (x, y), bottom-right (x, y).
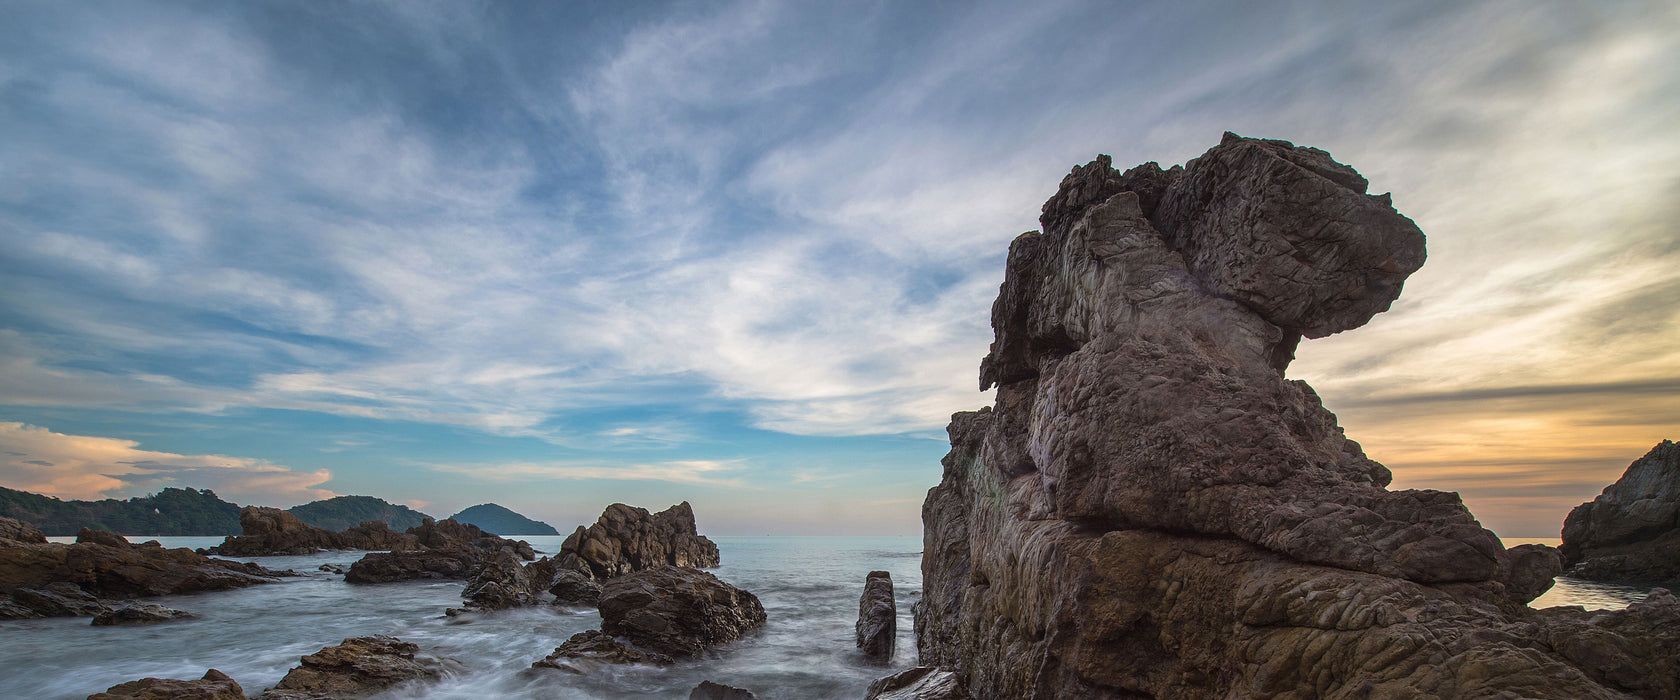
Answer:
top-left (0, 536), bottom-right (1656, 699)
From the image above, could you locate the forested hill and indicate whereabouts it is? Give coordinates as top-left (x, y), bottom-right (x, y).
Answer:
top-left (287, 495), bottom-right (432, 531)
top-left (449, 503), bottom-right (560, 535)
top-left (0, 486), bottom-right (241, 536)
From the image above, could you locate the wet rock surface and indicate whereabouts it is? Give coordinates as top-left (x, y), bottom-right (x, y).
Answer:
top-left (1562, 440), bottom-right (1680, 585)
top-left (87, 668), bottom-right (245, 700)
top-left (689, 680), bottom-right (759, 699)
top-left (256, 635), bottom-right (460, 699)
top-left (916, 135), bottom-right (1680, 698)
top-left (205, 507), bottom-right (417, 556)
top-left (559, 502), bottom-right (720, 580)
top-left (0, 516), bottom-right (280, 618)
top-left (528, 629), bottom-right (673, 675)
top-left (856, 570), bottom-right (895, 661)
top-left (865, 667), bottom-right (969, 700)
top-left (598, 565), bottom-right (766, 658)
top-left (91, 601), bottom-right (194, 626)
top-left (548, 568), bottom-right (602, 606)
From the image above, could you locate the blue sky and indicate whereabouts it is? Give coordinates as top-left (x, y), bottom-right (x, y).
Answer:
top-left (1, 1), bottom-right (1676, 536)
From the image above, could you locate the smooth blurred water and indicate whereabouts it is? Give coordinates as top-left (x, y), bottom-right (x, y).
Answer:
top-left (4, 535), bottom-right (1657, 698)
top-left (4, 535), bottom-right (923, 700)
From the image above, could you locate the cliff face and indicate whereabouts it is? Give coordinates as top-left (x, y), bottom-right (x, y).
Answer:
top-left (916, 134), bottom-right (1680, 699)
top-left (1561, 440), bottom-right (1680, 585)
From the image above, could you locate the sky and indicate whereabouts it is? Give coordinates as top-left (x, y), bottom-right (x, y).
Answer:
top-left (0, 1), bottom-right (1675, 537)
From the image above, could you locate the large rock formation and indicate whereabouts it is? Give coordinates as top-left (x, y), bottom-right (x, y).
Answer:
top-left (343, 518), bottom-right (534, 584)
top-left (256, 635), bottom-right (460, 699)
top-left (857, 570), bottom-right (896, 661)
top-left (87, 669), bottom-right (245, 700)
top-left (913, 134), bottom-right (1680, 698)
top-left (1561, 440), bottom-right (1680, 585)
top-left (204, 506), bottom-right (417, 556)
top-left (0, 516), bottom-right (280, 619)
top-left (558, 502), bottom-right (720, 580)
top-left (597, 565), bottom-right (766, 658)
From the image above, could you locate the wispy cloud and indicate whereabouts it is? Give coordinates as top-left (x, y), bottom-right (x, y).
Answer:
top-left (426, 459), bottom-right (748, 488)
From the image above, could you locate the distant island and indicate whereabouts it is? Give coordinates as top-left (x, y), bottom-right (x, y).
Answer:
top-left (0, 487), bottom-right (474, 536)
top-left (449, 503), bottom-right (560, 535)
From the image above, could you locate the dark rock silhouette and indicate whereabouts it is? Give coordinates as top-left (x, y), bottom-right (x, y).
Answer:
top-left (87, 669), bottom-right (244, 700)
top-left (856, 570), bottom-right (896, 661)
top-left (913, 135), bottom-right (1680, 698)
top-left (1561, 440), bottom-right (1680, 585)
top-left (597, 565), bottom-right (765, 658)
top-left (559, 502), bottom-right (720, 581)
top-left (343, 518), bottom-right (533, 584)
top-left (527, 629), bottom-right (673, 674)
top-left (689, 680), bottom-right (759, 699)
top-left (255, 635), bottom-right (460, 699)
top-left (0, 516), bottom-right (279, 619)
top-left (204, 506), bottom-right (417, 556)
top-left (91, 601), bottom-right (193, 626)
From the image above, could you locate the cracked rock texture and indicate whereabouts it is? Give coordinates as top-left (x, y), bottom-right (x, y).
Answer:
top-left (87, 669), bottom-right (245, 700)
top-left (1562, 440), bottom-right (1680, 585)
top-left (914, 134), bottom-right (1680, 699)
top-left (598, 565), bottom-right (765, 658)
top-left (256, 635), bottom-right (461, 699)
top-left (559, 502), bottom-right (721, 580)
top-left (857, 570), bottom-right (897, 661)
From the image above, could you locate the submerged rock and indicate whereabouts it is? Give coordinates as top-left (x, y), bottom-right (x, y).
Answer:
top-left (865, 667), bottom-right (969, 700)
top-left (256, 635), bottom-right (460, 699)
top-left (915, 135), bottom-right (1680, 698)
top-left (204, 507), bottom-right (417, 556)
top-left (559, 502), bottom-right (720, 580)
top-left (528, 629), bottom-right (673, 675)
top-left (856, 570), bottom-right (896, 661)
top-left (1561, 440), bottom-right (1680, 585)
top-left (597, 565), bottom-right (766, 658)
top-left (91, 601), bottom-right (194, 626)
top-left (689, 680), bottom-right (759, 700)
top-left (87, 668), bottom-right (244, 700)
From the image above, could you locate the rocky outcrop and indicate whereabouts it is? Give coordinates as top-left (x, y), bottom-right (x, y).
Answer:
top-left (343, 518), bottom-right (533, 584)
top-left (448, 549), bottom-right (553, 613)
top-left (91, 601), bottom-right (194, 625)
top-left (87, 669), bottom-right (244, 700)
top-left (527, 629), bottom-right (673, 674)
top-left (204, 507), bottom-right (416, 556)
top-left (865, 667), bottom-right (969, 700)
top-left (1561, 440), bottom-right (1680, 585)
top-left (597, 565), bottom-right (766, 658)
top-left (857, 570), bottom-right (896, 661)
top-left (0, 515), bottom-right (47, 544)
top-left (256, 635), bottom-right (460, 699)
top-left (915, 135), bottom-right (1680, 698)
top-left (548, 568), bottom-right (601, 606)
top-left (559, 502), bottom-right (720, 580)
top-left (0, 516), bottom-right (280, 619)
top-left (689, 680), bottom-right (759, 700)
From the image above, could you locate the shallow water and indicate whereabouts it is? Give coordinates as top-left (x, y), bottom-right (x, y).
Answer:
top-left (6, 535), bottom-right (923, 700)
top-left (4, 535), bottom-right (1657, 698)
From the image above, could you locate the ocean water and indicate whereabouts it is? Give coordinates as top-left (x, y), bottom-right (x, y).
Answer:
top-left (4, 535), bottom-right (923, 700)
top-left (1, 536), bottom-right (1656, 699)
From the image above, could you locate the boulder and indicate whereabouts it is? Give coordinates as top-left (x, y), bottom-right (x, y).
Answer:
top-left (689, 680), bottom-right (759, 700)
top-left (528, 629), bottom-right (672, 675)
top-left (548, 569), bottom-right (602, 606)
top-left (91, 601), bottom-right (194, 626)
top-left (6, 581), bottom-right (110, 618)
top-left (865, 667), bottom-right (969, 700)
top-left (0, 516), bottom-right (47, 545)
top-left (205, 507), bottom-right (419, 556)
top-left (87, 668), bottom-right (244, 700)
top-left (343, 517), bottom-right (534, 584)
top-left (456, 548), bottom-right (543, 611)
top-left (256, 635), bottom-right (459, 699)
top-left (558, 502), bottom-right (720, 580)
top-left (856, 570), bottom-right (896, 661)
top-left (914, 136), bottom-right (1680, 698)
top-left (76, 527), bottom-right (130, 548)
top-left (1561, 440), bottom-right (1680, 585)
top-left (597, 565), bottom-right (765, 658)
